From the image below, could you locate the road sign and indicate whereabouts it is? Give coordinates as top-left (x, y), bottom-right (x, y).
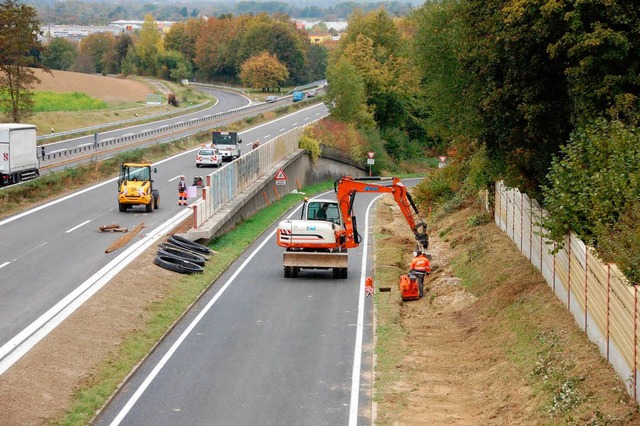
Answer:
top-left (367, 158), bottom-right (375, 165)
top-left (367, 152), bottom-right (375, 159)
top-left (438, 156), bottom-right (447, 163)
top-left (275, 168), bottom-right (287, 180)
top-left (275, 168), bottom-right (287, 185)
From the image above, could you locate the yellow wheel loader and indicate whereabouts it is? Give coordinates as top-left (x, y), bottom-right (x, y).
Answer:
top-left (117, 163), bottom-right (160, 212)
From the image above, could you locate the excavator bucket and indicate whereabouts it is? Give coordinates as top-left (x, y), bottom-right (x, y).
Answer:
top-left (283, 252), bottom-right (348, 269)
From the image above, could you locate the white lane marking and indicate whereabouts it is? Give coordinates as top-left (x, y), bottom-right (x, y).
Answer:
top-left (49, 149), bottom-right (67, 154)
top-left (263, 134), bottom-right (271, 139)
top-left (349, 195), bottom-right (381, 426)
top-left (77, 143), bottom-right (94, 148)
top-left (279, 128), bottom-right (286, 132)
top-left (169, 175), bottom-right (182, 182)
top-left (0, 209), bottom-right (192, 376)
top-left (110, 204), bottom-right (305, 425)
top-left (65, 220), bottom-right (91, 233)
top-left (292, 122), bottom-right (298, 126)
top-left (0, 262), bottom-right (10, 270)
top-left (0, 150), bottom-right (192, 228)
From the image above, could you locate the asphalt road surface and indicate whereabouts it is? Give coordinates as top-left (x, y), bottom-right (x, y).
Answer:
top-left (0, 102), bottom-right (329, 376)
top-left (94, 189), bottom-right (378, 426)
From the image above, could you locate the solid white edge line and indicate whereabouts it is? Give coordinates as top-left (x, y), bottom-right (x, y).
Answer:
top-left (110, 203), bottom-right (305, 425)
top-left (0, 261), bottom-right (9, 270)
top-left (65, 219), bottom-right (91, 233)
top-left (0, 209), bottom-right (192, 375)
top-left (349, 195), bottom-right (381, 426)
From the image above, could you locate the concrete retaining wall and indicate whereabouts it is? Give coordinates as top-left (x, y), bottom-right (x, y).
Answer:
top-left (189, 150), bottom-right (366, 241)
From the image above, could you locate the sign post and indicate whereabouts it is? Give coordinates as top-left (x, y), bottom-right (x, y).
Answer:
top-left (438, 155), bottom-right (447, 169)
top-left (367, 152), bottom-right (375, 176)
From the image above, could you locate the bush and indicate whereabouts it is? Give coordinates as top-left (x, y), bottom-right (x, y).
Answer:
top-left (167, 93), bottom-right (180, 107)
top-left (299, 130), bottom-right (321, 161)
top-left (542, 119), bottom-right (640, 249)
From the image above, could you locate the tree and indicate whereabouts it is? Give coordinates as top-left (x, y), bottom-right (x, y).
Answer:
top-left (79, 32), bottom-right (114, 74)
top-left (325, 59), bottom-right (374, 129)
top-left (306, 43), bottom-right (328, 82)
top-left (238, 16), bottom-right (308, 84)
top-left (461, 0), bottom-right (572, 193)
top-left (0, 0), bottom-right (47, 122)
top-left (137, 13), bottom-right (164, 76)
top-left (42, 37), bottom-right (78, 71)
top-left (239, 51), bottom-right (289, 90)
top-left (411, 1), bottom-right (482, 142)
top-left (549, 0), bottom-right (640, 126)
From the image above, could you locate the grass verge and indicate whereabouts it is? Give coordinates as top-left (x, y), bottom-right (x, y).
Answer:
top-left (63, 180), bottom-right (335, 425)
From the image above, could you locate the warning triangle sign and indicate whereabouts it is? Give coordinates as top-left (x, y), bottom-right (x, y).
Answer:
top-left (275, 168), bottom-right (287, 180)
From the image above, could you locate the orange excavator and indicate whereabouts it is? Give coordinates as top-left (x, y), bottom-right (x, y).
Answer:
top-left (276, 176), bottom-right (429, 278)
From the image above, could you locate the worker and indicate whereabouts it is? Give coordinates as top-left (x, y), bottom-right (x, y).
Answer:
top-left (252, 140), bottom-right (260, 150)
top-left (178, 175), bottom-right (187, 206)
top-left (316, 203), bottom-right (328, 220)
top-left (409, 250), bottom-right (431, 298)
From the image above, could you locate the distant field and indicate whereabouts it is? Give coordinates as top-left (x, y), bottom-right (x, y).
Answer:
top-left (32, 68), bottom-right (153, 103)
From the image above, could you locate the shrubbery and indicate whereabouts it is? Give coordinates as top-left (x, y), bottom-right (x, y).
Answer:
top-left (543, 119), bottom-right (640, 283)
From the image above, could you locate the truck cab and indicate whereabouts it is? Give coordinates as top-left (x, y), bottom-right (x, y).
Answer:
top-left (212, 131), bottom-right (242, 161)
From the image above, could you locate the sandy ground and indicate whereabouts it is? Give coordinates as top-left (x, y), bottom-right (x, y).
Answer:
top-left (32, 69), bottom-right (153, 102)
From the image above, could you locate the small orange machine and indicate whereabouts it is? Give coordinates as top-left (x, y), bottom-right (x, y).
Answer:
top-left (399, 273), bottom-right (420, 301)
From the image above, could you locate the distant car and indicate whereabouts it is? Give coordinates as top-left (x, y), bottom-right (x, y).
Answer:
top-left (266, 95), bottom-right (278, 103)
top-left (307, 89), bottom-right (317, 97)
top-left (195, 147), bottom-right (222, 168)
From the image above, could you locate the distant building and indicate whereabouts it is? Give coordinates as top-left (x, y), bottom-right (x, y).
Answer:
top-left (309, 34), bottom-right (332, 44)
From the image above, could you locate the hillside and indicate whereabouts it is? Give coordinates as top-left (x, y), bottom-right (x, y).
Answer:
top-left (31, 69), bottom-right (152, 103)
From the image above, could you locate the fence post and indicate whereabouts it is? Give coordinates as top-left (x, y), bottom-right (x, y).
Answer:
top-left (585, 247), bottom-right (588, 331)
top-left (539, 206), bottom-right (543, 272)
top-left (635, 286), bottom-right (638, 401)
top-left (607, 264), bottom-right (610, 361)
top-left (553, 241), bottom-right (556, 293)
top-left (568, 235), bottom-right (572, 309)
top-left (520, 192), bottom-right (523, 252)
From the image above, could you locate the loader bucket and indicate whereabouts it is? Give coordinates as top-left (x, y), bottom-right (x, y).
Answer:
top-left (283, 252), bottom-right (348, 269)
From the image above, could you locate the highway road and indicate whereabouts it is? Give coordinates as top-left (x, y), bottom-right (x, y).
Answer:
top-left (0, 102), bottom-right (329, 376)
top-left (94, 189), bottom-right (378, 426)
top-left (41, 87), bottom-right (252, 158)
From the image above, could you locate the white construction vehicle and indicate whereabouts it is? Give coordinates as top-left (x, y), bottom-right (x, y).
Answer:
top-left (276, 176), bottom-right (429, 278)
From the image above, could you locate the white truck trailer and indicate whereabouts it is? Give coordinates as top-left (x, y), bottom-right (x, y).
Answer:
top-left (0, 124), bottom-right (39, 186)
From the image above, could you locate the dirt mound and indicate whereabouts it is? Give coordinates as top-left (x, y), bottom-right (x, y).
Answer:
top-left (32, 69), bottom-right (153, 102)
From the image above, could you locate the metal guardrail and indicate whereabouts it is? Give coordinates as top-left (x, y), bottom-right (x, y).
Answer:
top-left (38, 97), bottom-right (314, 168)
top-left (37, 100), bottom-right (211, 142)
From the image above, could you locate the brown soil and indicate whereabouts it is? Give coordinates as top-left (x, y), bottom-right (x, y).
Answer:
top-left (0, 196), bottom-right (637, 425)
top-left (373, 197), bottom-right (639, 425)
top-left (32, 69), bottom-right (153, 102)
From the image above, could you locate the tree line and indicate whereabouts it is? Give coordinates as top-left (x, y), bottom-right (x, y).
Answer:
top-left (1, 0), bottom-right (327, 119)
top-left (323, 1), bottom-right (640, 283)
top-left (27, 0), bottom-right (417, 26)
top-left (40, 12), bottom-right (327, 89)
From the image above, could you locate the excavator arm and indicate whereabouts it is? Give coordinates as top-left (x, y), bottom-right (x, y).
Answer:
top-left (334, 176), bottom-right (429, 250)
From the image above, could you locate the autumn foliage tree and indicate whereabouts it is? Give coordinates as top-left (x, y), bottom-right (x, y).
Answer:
top-left (0, 0), bottom-right (47, 122)
top-left (239, 51), bottom-right (289, 91)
